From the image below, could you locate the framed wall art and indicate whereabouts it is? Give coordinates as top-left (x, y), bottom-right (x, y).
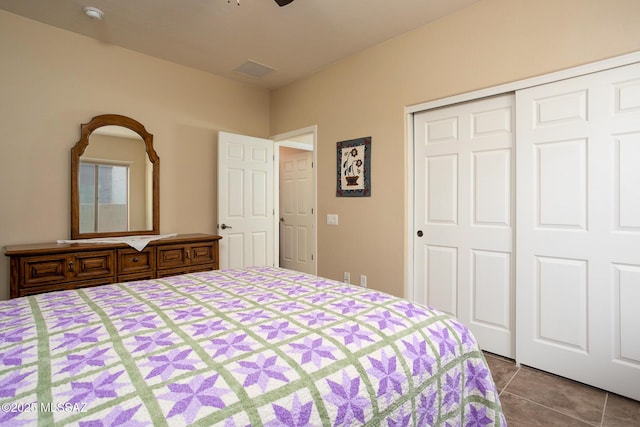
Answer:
top-left (336, 136), bottom-right (371, 197)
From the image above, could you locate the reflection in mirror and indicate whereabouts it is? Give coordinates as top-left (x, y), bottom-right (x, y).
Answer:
top-left (71, 115), bottom-right (159, 240)
top-left (80, 128), bottom-right (150, 233)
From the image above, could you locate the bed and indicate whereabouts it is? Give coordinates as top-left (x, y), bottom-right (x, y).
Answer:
top-left (0, 267), bottom-right (506, 426)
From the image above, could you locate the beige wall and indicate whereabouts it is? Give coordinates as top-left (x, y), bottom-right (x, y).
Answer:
top-left (0, 10), bottom-right (270, 300)
top-left (269, 0), bottom-right (640, 297)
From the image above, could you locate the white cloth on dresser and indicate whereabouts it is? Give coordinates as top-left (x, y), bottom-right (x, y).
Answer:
top-left (57, 233), bottom-right (178, 251)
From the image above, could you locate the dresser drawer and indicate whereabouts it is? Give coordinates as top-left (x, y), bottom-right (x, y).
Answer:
top-left (157, 242), bottom-right (218, 270)
top-left (118, 248), bottom-right (155, 275)
top-left (73, 251), bottom-right (116, 280)
top-left (157, 245), bottom-right (188, 270)
top-left (22, 256), bottom-right (68, 286)
top-left (190, 242), bottom-right (217, 265)
top-left (21, 250), bottom-right (116, 287)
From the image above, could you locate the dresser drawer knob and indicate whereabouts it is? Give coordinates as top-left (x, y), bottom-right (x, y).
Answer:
top-left (132, 257), bottom-right (139, 262)
top-left (68, 261), bottom-right (74, 272)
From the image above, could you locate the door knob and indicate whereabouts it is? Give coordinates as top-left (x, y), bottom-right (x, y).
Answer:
top-left (280, 217), bottom-right (285, 223)
top-left (220, 224), bottom-right (232, 230)
top-left (417, 230), bottom-right (423, 237)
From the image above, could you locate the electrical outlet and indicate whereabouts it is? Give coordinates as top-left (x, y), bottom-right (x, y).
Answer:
top-left (343, 272), bottom-right (350, 284)
top-left (360, 275), bottom-right (367, 288)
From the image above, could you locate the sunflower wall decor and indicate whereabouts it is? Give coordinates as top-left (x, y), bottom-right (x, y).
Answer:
top-left (336, 136), bottom-right (371, 197)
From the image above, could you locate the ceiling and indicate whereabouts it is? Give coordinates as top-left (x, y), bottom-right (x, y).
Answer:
top-left (0, 0), bottom-right (479, 89)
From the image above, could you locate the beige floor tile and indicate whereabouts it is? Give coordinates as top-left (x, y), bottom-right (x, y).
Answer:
top-left (480, 352), bottom-right (640, 426)
top-left (504, 366), bottom-right (606, 425)
top-left (602, 393), bottom-right (640, 427)
top-left (500, 392), bottom-right (595, 426)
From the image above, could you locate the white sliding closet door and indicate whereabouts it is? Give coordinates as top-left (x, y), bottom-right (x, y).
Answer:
top-left (413, 94), bottom-right (515, 358)
top-left (516, 63), bottom-right (640, 400)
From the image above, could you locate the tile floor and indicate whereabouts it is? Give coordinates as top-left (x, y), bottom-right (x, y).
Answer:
top-left (483, 352), bottom-right (640, 426)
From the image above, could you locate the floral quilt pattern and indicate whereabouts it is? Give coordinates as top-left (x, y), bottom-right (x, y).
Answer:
top-left (0, 267), bottom-right (506, 426)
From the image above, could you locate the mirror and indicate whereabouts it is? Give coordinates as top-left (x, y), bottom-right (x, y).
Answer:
top-left (71, 114), bottom-right (159, 239)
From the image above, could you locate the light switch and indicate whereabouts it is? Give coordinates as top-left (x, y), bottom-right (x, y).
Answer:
top-left (327, 214), bottom-right (339, 225)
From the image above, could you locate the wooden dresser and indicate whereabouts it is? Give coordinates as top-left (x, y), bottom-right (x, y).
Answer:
top-left (4, 233), bottom-right (221, 298)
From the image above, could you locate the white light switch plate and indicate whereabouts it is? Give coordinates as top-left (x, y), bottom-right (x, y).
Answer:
top-left (327, 214), bottom-right (339, 225)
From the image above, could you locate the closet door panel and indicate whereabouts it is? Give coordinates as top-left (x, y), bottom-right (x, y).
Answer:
top-left (472, 250), bottom-right (511, 330)
top-left (425, 245), bottom-right (458, 316)
top-left (473, 149), bottom-right (511, 226)
top-left (516, 62), bottom-right (640, 401)
top-left (414, 94), bottom-right (515, 357)
top-left (614, 265), bottom-right (640, 364)
top-left (536, 256), bottom-right (588, 351)
top-left (426, 154), bottom-right (458, 224)
top-left (615, 132), bottom-right (640, 229)
top-left (536, 139), bottom-right (587, 229)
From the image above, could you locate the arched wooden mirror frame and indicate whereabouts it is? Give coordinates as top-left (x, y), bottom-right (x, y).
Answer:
top-left (71, 114), bottom-right (160, 239)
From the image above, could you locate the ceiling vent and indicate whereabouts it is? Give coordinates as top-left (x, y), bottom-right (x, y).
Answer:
top-left (233, 60), bottom-right (276, 78)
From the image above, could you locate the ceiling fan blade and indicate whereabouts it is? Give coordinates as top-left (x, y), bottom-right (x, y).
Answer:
top-left (274, 0), bottom-right (294, 6)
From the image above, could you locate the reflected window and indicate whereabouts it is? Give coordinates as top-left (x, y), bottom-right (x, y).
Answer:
top-left (79, 162), bottom-right (129, 233)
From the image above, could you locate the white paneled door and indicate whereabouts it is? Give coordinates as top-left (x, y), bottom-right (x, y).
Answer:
top-left (516, 63), bottom-right (640, 400)
top-left (279, 148), bottom-right (315, 274)
top-left (218, 131), bottom-right (274, 269)
top-left (413, 94), bottom-right (515, 357)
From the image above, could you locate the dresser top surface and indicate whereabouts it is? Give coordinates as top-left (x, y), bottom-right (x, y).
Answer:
top-left (4, 233), bottom-right (221, 256)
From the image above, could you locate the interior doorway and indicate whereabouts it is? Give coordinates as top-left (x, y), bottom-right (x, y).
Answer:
top-left (273, 127), bottom-right (317, 275)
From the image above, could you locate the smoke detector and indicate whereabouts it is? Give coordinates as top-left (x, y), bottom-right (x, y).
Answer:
top-left (83, 6), bottom-right (104, 20)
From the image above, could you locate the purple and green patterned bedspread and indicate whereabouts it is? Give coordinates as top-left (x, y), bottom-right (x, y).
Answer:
top-left (0, 267), bottom-right (506, 426)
